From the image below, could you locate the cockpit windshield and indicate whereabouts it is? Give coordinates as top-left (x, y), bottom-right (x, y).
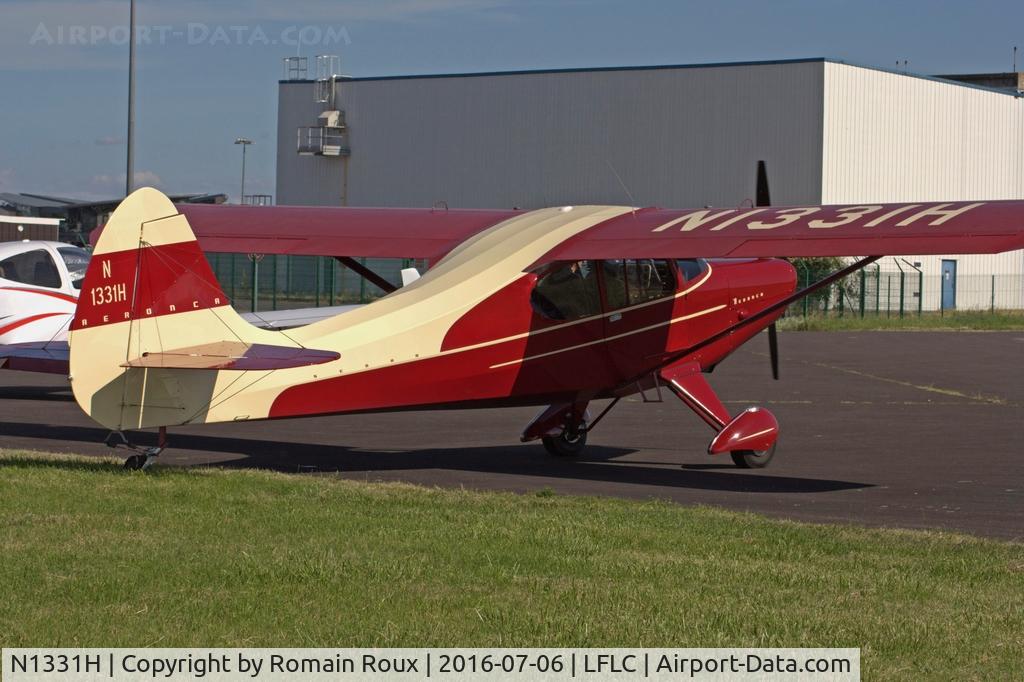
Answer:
top-left (530, 260), bottom-right (602, 320)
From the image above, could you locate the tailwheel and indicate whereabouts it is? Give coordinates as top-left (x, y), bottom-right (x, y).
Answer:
top-left (542, 427), bottom-right (588, 457)
top-left (109, 427), bottom-right (167, 471)
top-left (730, 442), bottom-right (777, 469)
top-left (123, 454), bottom-right (147, 471)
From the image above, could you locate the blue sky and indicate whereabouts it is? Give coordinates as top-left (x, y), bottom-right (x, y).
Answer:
top-left (1, 0), bottom-right (1022, 202)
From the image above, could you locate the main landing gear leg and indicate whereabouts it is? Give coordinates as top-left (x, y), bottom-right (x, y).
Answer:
top-left (106, 426), bottom-right (168, 471)
top-left (521, 400), bottom-right (595, 457)
top-left (660, 362), bottom-right (779, 469)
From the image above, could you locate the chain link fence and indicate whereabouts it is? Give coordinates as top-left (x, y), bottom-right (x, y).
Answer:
top-left (207, 254), bottom-right (426, 313)
top-left (790, 263), bottom-right (1023, 318)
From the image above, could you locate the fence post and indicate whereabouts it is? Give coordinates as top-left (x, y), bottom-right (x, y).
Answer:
top-left (918, 270), bottom-right (923, 316)
top-left (899, 271), bottom-right (905, 318)
top-left (315, 257), bottom-right (321, 308)
top-left (250, 256), bottom-right (259, 313)
top-left (878, 267), bottom-right (883, 316)
top-left (886, 275), bottom-right (891, 318)
top-left (330, 258), bottom-right (336, 306)
top-left (991, 274), bottom-right (996, 312)
top-left (859, 269), bottom-right (866, 317)
top-left (272, 256), bottom-right (278, 311)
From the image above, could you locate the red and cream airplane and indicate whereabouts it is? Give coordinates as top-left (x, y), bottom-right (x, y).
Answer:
top-left (58, 189), bottom-right (1024, 469)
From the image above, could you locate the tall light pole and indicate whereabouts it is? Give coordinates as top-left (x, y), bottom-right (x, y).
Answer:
top-left (126, 0), bottom-right (136, 196)
top-left (234, 137), bottom-right (253, 204)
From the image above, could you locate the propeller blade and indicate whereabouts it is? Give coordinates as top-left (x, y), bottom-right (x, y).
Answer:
top-left (768, 322), bottom-right (779, 380)
top-left (756, 160), bottom-right (771, 207)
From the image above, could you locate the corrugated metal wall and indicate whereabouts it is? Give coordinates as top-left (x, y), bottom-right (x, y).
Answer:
top-left (276, 82), bottom-right (347, 206)
top-left (276, 59), bottom-right (1024, 310)
top-left (278, 61), bottom-right (826, 209)
top-left (822, 62), bottom-right (1024, 309)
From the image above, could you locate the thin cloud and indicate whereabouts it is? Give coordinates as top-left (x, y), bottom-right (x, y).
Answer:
top-left (92, 170), bottom-right (163, 189)
top-left (95, 135), bottom-right (126, 147)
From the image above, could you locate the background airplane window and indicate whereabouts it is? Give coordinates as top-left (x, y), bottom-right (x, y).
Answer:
top-left (677, 258), bottom-right (709, 282)
top-left (531, 260), bottom-right (601, 320)
top-left (0, 249), bottom-right (62, 289)
top-left (58, 246), bottom-right (91, 290)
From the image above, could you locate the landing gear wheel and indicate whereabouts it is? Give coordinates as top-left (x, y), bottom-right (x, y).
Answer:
top-left (730, 442), bottom-right (777, 469)
top-left (123, 454), bottom-right (147, 471)
top-left (542, 428), bottom-right (588, 457)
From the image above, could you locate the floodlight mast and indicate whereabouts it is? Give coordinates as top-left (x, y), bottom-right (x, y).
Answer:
top-left (126, 0), bottom-right (136, 197)
top-left (235, 138), bottom-right (254, 204)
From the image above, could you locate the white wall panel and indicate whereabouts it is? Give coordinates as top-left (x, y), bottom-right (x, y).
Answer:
top-left (822, 62), bottom-right (1024, 203)
top-left (822, 62), bottom-right (1024, 306)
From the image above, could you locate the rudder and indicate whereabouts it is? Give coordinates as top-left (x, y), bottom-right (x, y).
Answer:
top-left (69, 188), bottom-right (257, 430)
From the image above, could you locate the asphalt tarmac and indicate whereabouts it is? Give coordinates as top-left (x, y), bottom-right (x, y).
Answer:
top-left (1, 331), bottom-right (1021, 540)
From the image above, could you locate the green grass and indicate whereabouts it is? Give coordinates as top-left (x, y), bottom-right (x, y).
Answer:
top-left (779, 310), bottom-right (1024, 332)
top-left (2, 451), bottom-right (1022, 680)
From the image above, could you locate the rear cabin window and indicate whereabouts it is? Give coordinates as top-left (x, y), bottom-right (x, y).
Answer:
top-left (0, 249), bottom-right (62, 289)
top-left (531, 260), bottom-right (601, 320)
top-left (603, 259), bottom-right (676, 309)
top-left (677, 258), bottom-right (709, 283)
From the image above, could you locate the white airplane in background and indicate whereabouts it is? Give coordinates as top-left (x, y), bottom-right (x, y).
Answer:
top-left (0, 240), bottom-right (87, 345)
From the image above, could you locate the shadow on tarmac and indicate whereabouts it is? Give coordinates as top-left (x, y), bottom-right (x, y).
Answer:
top-left (0, 384), bottom-right (74, 402)
top-left (0, 420), bottom-right (872, 495)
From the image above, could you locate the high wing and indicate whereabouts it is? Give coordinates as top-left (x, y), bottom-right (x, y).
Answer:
top-left (540, 201), bottom-right (1024, 262)
top-left (96, 201), bottom-right (1024, 263)
top-left (175, 204), bottom-right (518, 260)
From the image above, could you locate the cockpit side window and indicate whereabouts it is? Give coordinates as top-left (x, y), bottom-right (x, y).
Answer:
top-left (530, 260), bottom-right (601, 321)
top-left (0, 249), bottom-right (62, 289)
top-left (604, 259), bottom-right (676, 310)
top-left (677, 258), bottom-right (709, 283)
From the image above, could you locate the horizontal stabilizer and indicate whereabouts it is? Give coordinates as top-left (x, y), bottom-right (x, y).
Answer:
top-left (121, 341), bottom-right (339, 371)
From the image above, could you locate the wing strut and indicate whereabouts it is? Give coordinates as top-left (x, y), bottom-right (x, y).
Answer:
top-left (335, 257), bottom-right (398, 294)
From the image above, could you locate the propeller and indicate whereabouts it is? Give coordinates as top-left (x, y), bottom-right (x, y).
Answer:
top-left (758, 160), bottom-right (778, 380)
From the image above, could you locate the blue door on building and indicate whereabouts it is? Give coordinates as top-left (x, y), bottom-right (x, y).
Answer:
top-left (941, 259), bottom-right (957, 310)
